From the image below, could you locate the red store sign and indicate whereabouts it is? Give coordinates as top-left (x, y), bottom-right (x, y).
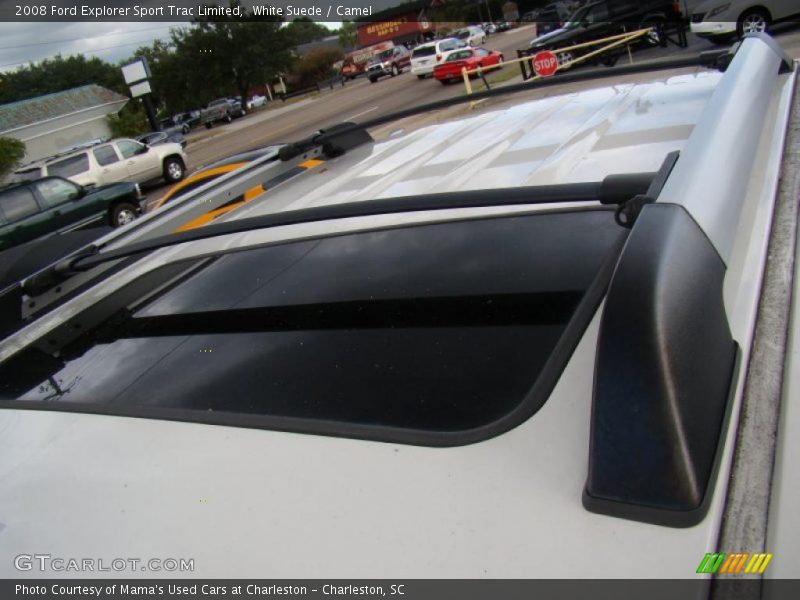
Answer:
top-left (358, 16), bottom-right (425, 45)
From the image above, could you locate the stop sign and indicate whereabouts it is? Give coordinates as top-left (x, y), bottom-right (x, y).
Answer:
top-left (533, 51), bottom-right (559, 77)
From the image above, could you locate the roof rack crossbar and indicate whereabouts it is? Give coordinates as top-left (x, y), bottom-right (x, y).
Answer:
top-left (22, 172), bottom-right (658, 295)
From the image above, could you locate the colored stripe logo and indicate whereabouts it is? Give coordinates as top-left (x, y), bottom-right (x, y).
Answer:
top-left (696, 553), bottom-right (773, 574)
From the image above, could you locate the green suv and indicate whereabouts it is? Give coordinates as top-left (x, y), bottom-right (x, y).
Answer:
top-left (0, 176), bottom-right (144, 252)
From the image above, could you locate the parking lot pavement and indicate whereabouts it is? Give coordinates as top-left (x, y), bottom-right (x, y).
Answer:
top-left (188, 96), bottom-right (326, 145)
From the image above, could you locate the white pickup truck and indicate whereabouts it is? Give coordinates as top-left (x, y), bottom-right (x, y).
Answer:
top-left (0, 34), bottom-right (797, 586)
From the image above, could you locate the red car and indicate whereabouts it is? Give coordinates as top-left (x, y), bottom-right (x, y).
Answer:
top-left (433, 48), bottom-right (504, 84)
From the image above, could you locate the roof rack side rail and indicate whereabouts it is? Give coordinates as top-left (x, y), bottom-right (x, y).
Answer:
top-left (655, 33), bottom-right (795, 264)
top-left (584, 34), bottom-right (795, 527)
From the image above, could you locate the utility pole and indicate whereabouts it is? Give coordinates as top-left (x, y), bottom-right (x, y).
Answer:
top-left (485, 0), bottom-right (495, 22)
top-left (141, 95), bottom-right (159, 131)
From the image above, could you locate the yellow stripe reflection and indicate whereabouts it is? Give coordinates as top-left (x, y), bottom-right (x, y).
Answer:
top-left (153, 162), bottom-right (248, 210)
top-left (173, 158), bottom-right (324, 233)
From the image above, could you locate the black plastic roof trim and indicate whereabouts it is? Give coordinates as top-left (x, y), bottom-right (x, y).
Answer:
top-left (584, 348), bottom-right (740, 528)
top-left (585, 203), bottom-right (738, 527)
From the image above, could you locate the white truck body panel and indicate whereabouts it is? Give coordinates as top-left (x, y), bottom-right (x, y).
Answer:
top-left (0, 37), bottom-right (797, 580)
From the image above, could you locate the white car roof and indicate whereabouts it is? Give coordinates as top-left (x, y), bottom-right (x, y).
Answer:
top-left (413, 38), bottom-right (462, 51)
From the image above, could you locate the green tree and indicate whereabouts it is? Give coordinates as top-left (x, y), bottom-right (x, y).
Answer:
top-left (163, 26), bottom-right (232, 109)
top-left (285, 18), bottom-right (332, 45)
top-left (337, 21), bottom-right (359, 51)
top-left (0, 54), bottom-right (124, 104)
top-left (429, 0), bottom-right (475, 24)
top-left (0, 137), bottom-right (26, 182)
top-left (185, 0), bottom-right (295, 105)
top-left (289, 47), bottom-right (345, 89)
top-left (107, 104), bottom-right (149, 138)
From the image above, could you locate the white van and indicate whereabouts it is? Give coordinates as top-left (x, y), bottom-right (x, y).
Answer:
top-left (410, 37), bottom-right (469, 78)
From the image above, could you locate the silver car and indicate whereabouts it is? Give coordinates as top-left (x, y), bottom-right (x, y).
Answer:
top-left (690, 0), bottom-right (800, 41)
